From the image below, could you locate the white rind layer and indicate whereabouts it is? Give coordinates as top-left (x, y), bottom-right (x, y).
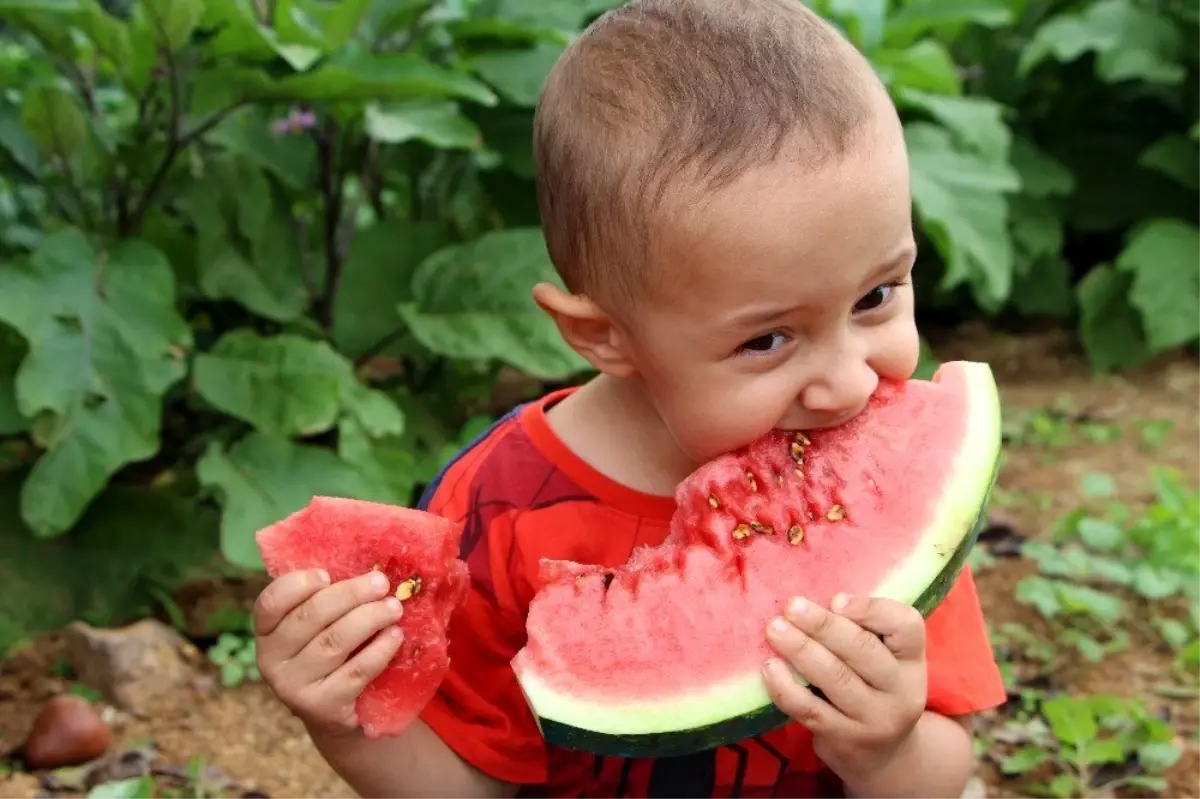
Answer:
top-left (513, 360), bottom-right (1003, 737)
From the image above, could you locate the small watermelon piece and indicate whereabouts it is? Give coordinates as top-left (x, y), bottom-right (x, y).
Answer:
top-left (510, 360), bottom-right (1002, 758)
top-left (255, 496), bottom-right (470, 738)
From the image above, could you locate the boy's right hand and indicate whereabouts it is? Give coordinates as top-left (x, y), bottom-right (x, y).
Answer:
top-left (254, 568), bottom-right (405, 735)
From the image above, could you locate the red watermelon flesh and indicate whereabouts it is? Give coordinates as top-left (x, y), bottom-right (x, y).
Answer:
top-left (255, 496), bottom-right (470, 738)
top-left (511, 361), bottom-right (1002, 755)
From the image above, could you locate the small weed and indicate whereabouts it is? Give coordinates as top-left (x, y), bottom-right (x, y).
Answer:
top-left (998, 694), bottom-right (1182, 798)
top-left (206, 632), bottom-right (259, 688)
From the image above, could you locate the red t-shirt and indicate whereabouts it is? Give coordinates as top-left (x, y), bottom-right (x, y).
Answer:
top-left (417, 388), bottom-right (1006, 798)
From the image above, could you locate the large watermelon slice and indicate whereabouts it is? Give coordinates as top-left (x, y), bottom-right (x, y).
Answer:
top-left (255, 497), bottom-right (470, 738)
top-left (510, 360), bottom-right (1001, 758)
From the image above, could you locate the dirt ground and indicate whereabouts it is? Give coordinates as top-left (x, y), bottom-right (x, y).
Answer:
top-left (1, 329), bottom-right (1197, 799)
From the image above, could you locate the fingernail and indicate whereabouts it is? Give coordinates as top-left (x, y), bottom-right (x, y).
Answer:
top-left (787, 597), bottom-right (807, 618)
top-left (317, 569), bottom-right (330, 584)
top-left (385, 597), bottom-right (402, 614)
top-left (831, 593), bottom-right (849, 612)
top-left (769, 617), bottom-right (790, 636)
top-left (371, 572), bottom-right (389, 592)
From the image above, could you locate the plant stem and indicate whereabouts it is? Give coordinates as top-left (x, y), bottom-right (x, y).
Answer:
top-left (315, 117), bottom-right (345, 329)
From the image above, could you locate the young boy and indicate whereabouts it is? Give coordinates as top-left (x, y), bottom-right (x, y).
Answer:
top-left (251, 1), bottom-right (1007, 796)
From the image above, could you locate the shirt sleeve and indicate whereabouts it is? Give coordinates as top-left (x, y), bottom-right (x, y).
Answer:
top-left (419, 508), bottom-right (548, 786)
top-left (922, 565), bottom-right (1007, 717)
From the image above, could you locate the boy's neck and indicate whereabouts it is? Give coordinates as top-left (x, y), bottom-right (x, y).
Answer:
top-left (544, 373), bottom-right (701, 498)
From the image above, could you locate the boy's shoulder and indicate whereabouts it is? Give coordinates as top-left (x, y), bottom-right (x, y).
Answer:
top-left (415, 387), bottom-right (677, 602)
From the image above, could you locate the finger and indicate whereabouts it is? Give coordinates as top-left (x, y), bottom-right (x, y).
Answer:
top-left (267, 571), bottom-right (393, 662)
top-left (289, 595), bottom-right (405, 685)
top-left (829, 594), bottom-right (926, 663)
top-left (761, 657), bottom-right (845, 734)
top-left (765, 615), bottom-right (875, 718)
top-left (254, 569), bottom-right (330, 637)
top-left (319, 625), bottom-right (406, 710)
top-left (781, 597), bottom-right (898, 689)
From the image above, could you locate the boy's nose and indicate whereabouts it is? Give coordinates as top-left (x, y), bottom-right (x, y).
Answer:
top-left (798, 361), bottom-right (878, 428)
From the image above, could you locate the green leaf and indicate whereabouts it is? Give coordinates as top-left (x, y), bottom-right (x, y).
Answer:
top-left (873, 39), bottom-right (962, 96)
top-left (1076, 264), bottom-right (1151, 372)
top-left (197, 433), bottom-right (389, 569)
top-left (1115, 219), bottom-right (1200, 352)
top-left (1077, 518), bottom-right (1122, 550)
top-left (86, 776), bottom-right (156, 798)
top-left (138, 0), bottom-right (204, 51)
top-left (0, 326), bottom-right (29, 435)
top-left (1080, 473), bottom-right (1116, 498)
top-left (1001, 746), bottom-right (1052, 775)
top-left (1042, 695), bottom-right (1098, 746)
top-left (20, 81), bottom-right (88, 160)
top-left (365, 100), bottom-right (483, 150)
top-left (177, 157), bottom-right (307, 322)
top-left (897, 90), bottom-right (1012, 163)
top-left (0, 229), bottom-right (191, 536)
top-left (471, 42), bottom-right (563, 107)
top-left (1010, 137), bottom-right (1075, 199)
top-left (827, 0), bottom-right (886, 51)
top-left (1056, 583), bottom-right (1124, 624)
top-left (267, 51), bottom-right (499, 105)
top-left (884, 0), bottom-right (1012, 48)
top-left (0, 0), bottom-right (81, 9)
top-left (331, 219), bottom-right (450, 358)
top-left (337, 416), bottom-right (419, 506)
top-left (193, 331), bottom-right (356, 439)
top-left (398, 228), bottom-right (591, 380)
top-left (1138, 741), bottom-right (1183, 772)
top-left (0, 98), bottom-right (43, 175)
top-left (1019, 0), bottom-right (1185, 85)
top-left (906, 122), bottom-right (1020, 310)
top-left (0, 475), bottom-right (218, 656)
top-left (1139, 135), bottom-right (1200, 191)
top-left (205, 107), bottom-right (318, 191)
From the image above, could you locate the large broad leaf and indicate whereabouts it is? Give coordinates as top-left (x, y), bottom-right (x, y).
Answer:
top-left (1019, 0), bottom-right (1185, 85)
top-left (0, 229), bottom-right (191, 536)
top-left (20, 81), bottom-right (88, 160)
top-left (192, 330), bottom-right (404, 440)
top-left (364, 100), bottom-right (483, 150)
top-left (883, 0), bottom-right (1013, 48)
top-left (1115, 219), bottom-right (1200, 353)
top-left (897, 90), bottom-right (1012, 163)
top-left (471, 42), bottom-right (563, 107)
top-left (1139, 135), bottom-right (1199, 192)
top-left (398, 228), bottom-right (591, 380)
top-left (0, 475), bottom-right (218, 655)
top-left (0, 326), bottom-right (29, 435)
top-left (906, 122), bottom-right (1020, 311)
top-left (872, 39), bottom-right (962, 96)
top-left (331, 219), bottom-right (451, 358)
top-left (197, 433), bottom-right (398, 569)
top-left (337, 416), bottom-right (421, 508)
top-left (205, 106), bottom-right (318, 191)
top-left (1076, 265), bottom-right (1151, 372)
top-left (176, 157), bottom-right (307, 322)
top-left (268, 51), bottom-right (499, 105)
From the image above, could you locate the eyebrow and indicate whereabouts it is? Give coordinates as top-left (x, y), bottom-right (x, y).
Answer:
top-left (724, 243), bottom-right (917, 329)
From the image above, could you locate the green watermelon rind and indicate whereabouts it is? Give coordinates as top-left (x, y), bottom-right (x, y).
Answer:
top-left (518, 361), bottom-right (1003, 758)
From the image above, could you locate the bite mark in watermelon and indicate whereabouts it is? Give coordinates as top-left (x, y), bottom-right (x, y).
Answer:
top-left (510, 360), bottom-right (1002, 757)
top-left (255, 496), bottom-right (470, 738)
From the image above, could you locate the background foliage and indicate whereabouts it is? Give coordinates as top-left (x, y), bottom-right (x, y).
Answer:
top-left (0, 0), bottom-right (1195, 653)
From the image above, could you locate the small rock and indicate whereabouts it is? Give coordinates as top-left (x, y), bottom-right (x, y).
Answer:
top-left (62, 620), bottom-right (200, 714)
top-left (22, 695), bottom-right (111, 770)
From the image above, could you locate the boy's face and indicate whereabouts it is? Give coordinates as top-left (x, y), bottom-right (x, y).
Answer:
top-left (620, 111), bottom-right (920, 465)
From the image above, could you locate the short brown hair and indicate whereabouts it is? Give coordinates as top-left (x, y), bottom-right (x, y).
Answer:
top-left (533, 0), bottom-right (884, 305)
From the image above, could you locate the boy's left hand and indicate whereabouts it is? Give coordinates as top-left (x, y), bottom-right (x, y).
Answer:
top-left (761, 594), bottom-right (928, 780)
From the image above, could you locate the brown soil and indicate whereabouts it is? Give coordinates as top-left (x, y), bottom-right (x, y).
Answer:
top-left (1, 329), bottom-right (1197, 799)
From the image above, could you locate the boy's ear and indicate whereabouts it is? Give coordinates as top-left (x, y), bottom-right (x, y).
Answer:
top-left (532, 282), bottom-right (638, 378)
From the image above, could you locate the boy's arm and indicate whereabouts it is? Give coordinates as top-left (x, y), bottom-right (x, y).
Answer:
top-left (308, 719), bottom-right (519, 799)
top-left (842, 712), bottom-right (976, 798)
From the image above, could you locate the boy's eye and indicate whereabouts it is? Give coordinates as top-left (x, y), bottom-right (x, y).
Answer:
top-left (738, 331), bottom-right (788, 355)
top-left (854, 282), bottom-right (897, 313)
